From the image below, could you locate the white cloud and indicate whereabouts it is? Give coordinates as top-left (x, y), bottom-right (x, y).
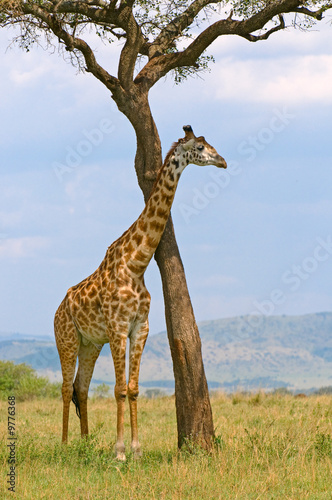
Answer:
top-left (0, 236), bottom-right (50, 259)
top-left (211, 54), bottom-right (332, 104)
top-left (9, 64), bottom-right (50, 86)
top-left (203, 21), bottom-right (332, 105)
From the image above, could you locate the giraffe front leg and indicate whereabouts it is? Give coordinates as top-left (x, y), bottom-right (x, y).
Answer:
top-left (110, 332), bottom-right (128, 461)
top-left (128, 322), bottom-right (149, 459)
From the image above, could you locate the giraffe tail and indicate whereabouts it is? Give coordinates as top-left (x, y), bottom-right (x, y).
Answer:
top-left (72, 386), bottom-right (81, 419)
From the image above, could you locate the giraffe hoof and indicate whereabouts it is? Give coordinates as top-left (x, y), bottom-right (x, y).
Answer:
top-left (131, 444), bottom-right (142, 459)
top-left (115, 452), bottom-right (126, 462)
top-left (115, 443), bottom-right (126, 461)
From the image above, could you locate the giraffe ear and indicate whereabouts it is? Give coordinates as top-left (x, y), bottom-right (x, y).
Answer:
top-left (182, 138), bottom-right (195, 151)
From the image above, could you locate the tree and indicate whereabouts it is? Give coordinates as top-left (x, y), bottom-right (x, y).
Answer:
top-left (1, 0), bottom-right (331, 450)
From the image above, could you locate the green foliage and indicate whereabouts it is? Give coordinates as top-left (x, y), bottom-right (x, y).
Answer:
top-left (92, 383), bottom-right (111, 399)
top-left (272, 387), bottom-right (294, 396)
top-left (134, 0), bottom-right (212, 39)
top-left (314, 432), bottom-right (332, 459)
top-left (144, 388), bottom-right (167, 398)
top-left (314, 386), bottom-right (332, 395)
top-left (1, 0), bottom-right (332, 85)
top-left (0, 360), bottom-right (61, 401)
top-left (172, 54), bottom-right (215, 84)
top-left (231, 0), bottom-right (269, 19)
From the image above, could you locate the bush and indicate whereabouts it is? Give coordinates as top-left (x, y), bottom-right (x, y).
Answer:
top-left (92, 383), bottom-right (111, 399)
top-left (0, 360), bottom-right (61, 401)
top-left (313, 386), bottom-right (332, 395)
top-left (272, 387), bottom-right (293, 396)
top-left (144, 388), bottom-right (167, 399)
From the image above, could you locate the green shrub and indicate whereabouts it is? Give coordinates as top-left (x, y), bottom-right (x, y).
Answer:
top-left (144, 388), bottom-right (167, 399)
top-left (314, 386), bottom-right (332, 395)
top-left (314, 432), bottom-right (332, 459)
top-left (0, 360), bottom-right (61, 401)
top-left (92, 383), bottom-right (111, 399)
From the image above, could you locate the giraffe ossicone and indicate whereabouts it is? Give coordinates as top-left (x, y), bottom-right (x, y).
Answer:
top-left (54, 125), bottom-right (227, 460)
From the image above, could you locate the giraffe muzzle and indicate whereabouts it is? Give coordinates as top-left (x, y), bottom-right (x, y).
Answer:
top-left (216, 156), bottom-right (227, 169)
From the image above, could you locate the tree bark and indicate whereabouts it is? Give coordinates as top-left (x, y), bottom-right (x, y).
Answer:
top-left (155, 218), bottom-right (215, 450)
top-left (115, 89), bottom-right (214, 450)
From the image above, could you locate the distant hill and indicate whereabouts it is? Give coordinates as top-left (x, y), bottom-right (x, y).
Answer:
top-left (1, 312), bottom-right (331, 392)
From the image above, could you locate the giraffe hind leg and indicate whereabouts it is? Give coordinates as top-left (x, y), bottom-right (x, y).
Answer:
top-left (74, 340), bottom-right (102, 438)
top-left (54, 296), bottom-right (80, 443)
top-left (72, 386), bottom-right (81, 419)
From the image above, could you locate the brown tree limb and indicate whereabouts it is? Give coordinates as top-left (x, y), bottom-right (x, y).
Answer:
top-left (148, 0), bottom-right (220, 59)
top-left (175, 0), bottom-right (298, 66)
top-left (240, 14), bottom-right (285, 42)
top-left (293, 3), bottom-right (332, 20)
top-left (117, 1), bottom-right (144, 90)
top-left (135, 0), bottom-right (332, 89)
top-left (17, 1), bottom-right (121, 92)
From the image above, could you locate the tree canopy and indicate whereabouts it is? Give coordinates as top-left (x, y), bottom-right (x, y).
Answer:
top-left (1, 1), bottom-right (332, 92)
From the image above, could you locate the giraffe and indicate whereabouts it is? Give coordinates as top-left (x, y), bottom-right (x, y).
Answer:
top-left (54, 125), bottom-right (227, 460)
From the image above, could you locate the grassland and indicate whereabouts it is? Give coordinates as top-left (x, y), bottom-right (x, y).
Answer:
top-left (1, 393), bottom-right (331, 499)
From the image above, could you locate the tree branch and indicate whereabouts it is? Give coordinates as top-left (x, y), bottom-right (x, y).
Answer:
top-left (2, 0), bottom-right (332, 93)
top-left (148, 0), bottom-right (219, 59)
top-left (117, 1), bottom-right (144, 90)
top-left (177, 0), bottom-right (296, 64)
top-left (134, 0), bottom-right (332, 91)
top-left (293, 3), bottom-right (332, 20)
top-left (18, 1), bottom-right (120, 92)
top-left (157, 0), bottom-right (317, 71)
top-left (240, 14), bottom-right (285, 42)
top-left (49, 0), bottom-right (148, 87)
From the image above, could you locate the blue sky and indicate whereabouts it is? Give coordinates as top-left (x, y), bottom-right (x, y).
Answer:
top-left (0, 19), bottom-right (331, 338)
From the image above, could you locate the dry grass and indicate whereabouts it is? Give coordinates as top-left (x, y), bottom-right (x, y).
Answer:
top-left (1, 393), bottom-right (331, 499)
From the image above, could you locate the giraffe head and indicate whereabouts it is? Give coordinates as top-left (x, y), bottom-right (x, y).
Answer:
top-left (181, 125), bottom-right (227, 169)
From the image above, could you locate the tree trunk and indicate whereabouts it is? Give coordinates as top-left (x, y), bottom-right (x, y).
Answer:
top-left (114, 90), bottom-right (214, 450)
top-left (155, 217), bottom-right (215, 450)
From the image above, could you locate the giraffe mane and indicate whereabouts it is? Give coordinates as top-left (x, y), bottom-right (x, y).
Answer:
top-left (163, 140), bottom-right (181, 166)
top-left (146, 140), bottom-right (180, 198)
top-left (106, 139), bottom-right (182, 251)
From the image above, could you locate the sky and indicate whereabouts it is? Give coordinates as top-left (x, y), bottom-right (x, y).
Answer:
top-left (0, 14), bottom-right (332, 338)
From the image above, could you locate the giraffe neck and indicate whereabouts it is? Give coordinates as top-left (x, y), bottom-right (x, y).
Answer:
top-left (124, 145), bottom-right (187, 276)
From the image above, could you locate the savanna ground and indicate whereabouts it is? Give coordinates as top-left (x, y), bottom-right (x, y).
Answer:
top-left (1, 392), bottom-right (332, 499)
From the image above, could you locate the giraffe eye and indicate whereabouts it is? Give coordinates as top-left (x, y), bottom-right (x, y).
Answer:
top-left (197, 145), bottom-right (204, 151)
